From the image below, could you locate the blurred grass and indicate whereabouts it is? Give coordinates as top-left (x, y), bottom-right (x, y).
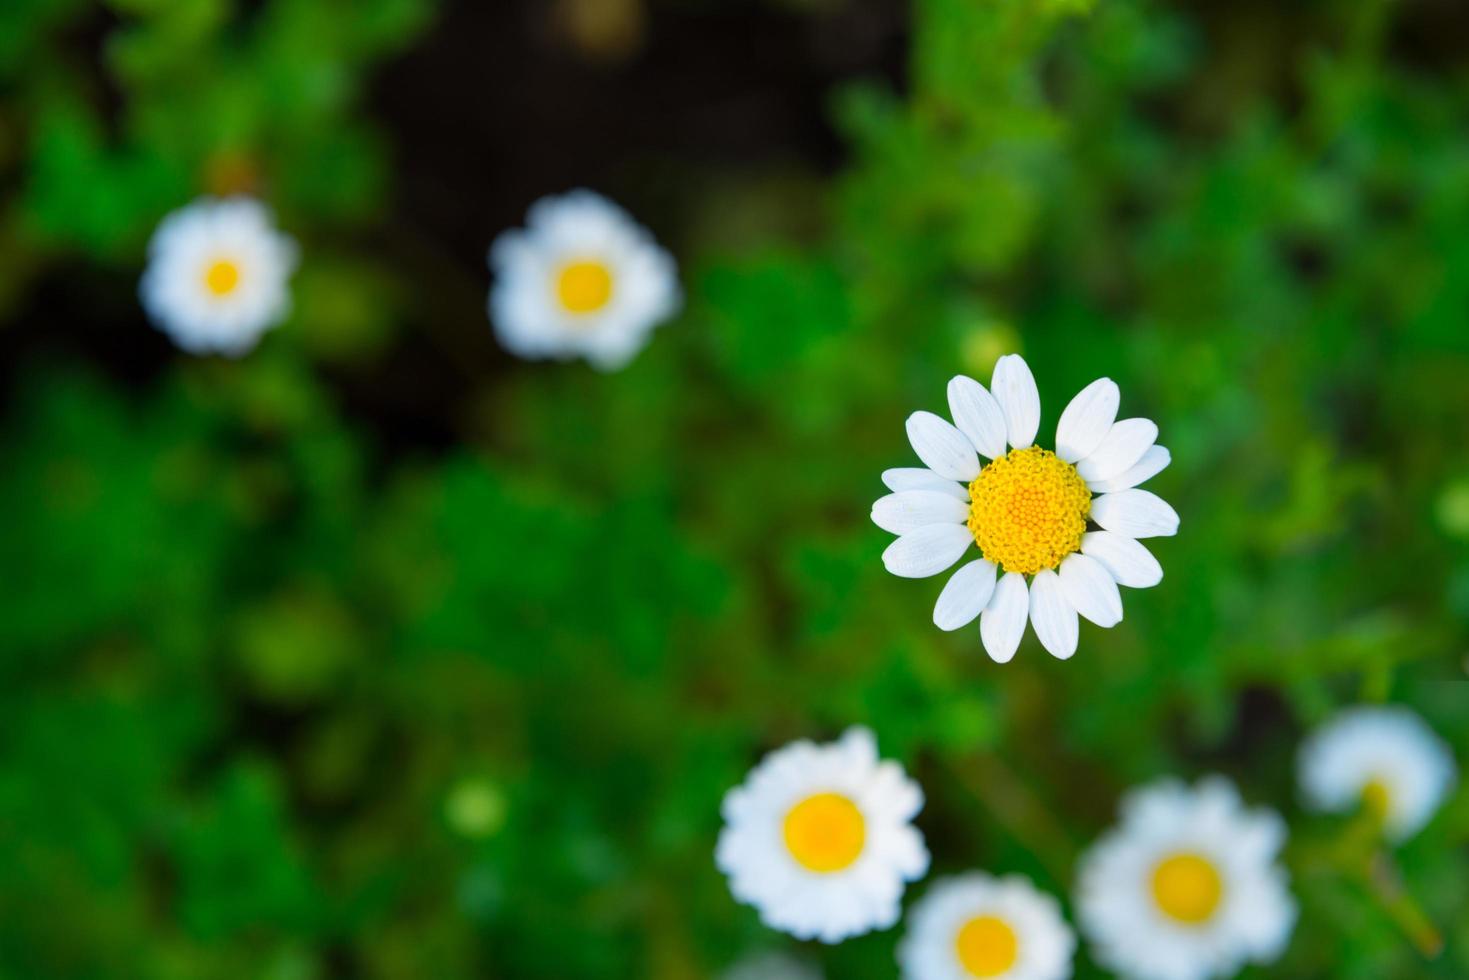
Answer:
top-left (2, 0), bottom-right (1469, 977)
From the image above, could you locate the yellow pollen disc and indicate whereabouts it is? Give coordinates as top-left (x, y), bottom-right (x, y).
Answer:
top-left (782, 792), bottom-right (866, 873)
top-left (967, 446), bottom-right (1091, 575)
top-left (1362, 777), bottom-right (1392, 821)
top-left (1151, 852), bottom-right (1223, 925)
top-left (955, 915), bottom-right (1019, 977)
top-left (555, 259), bottom-right (614, 314)
top-left (203, 258), bottom-right (241, 297)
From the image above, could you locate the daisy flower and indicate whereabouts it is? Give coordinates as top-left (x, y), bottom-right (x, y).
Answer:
top-left (139, 196), bottom-right (298, 356)
top-left (715, 727), bottom-right (929, 943)
top-left (1298, 705), bottom-right (1456, 842)
top-left (488, 189), bottom-right (681, 370)
top-left (898, 872), bottom-right (1075, 980)
top-left (722, 952), bottom-right (822, 980)
top-left (873, 353), bottom-right (1178, 662)
top-left (1075, 777), bottom-right (1296, 980)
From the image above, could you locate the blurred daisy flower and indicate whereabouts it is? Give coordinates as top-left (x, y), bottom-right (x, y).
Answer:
top-left (139, 196), bottom-right (298, 356)
top-left (721, 951), bottom-right (822, 980)
top-left (1298, 705), bottom-right (1456, 842)
top-left (874, 353), bottom-right (1178, 662)
top-left (897, 872), bottom-right (1074, 980)
top-left (715, 727), bottom-right (929, 943)
top-left (1075, 777), bottom-right (1295, 980)
top-left (488, 190), bottom-right (680, 370)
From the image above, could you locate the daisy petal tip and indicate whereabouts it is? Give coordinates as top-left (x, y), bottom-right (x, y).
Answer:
top-left (1091, 489), bottom-right (1179, 540)
top-left (1056, 376), bottom-right (1122, 462)
top-left (990, 354), bottom-right (1040, 449)
top-left (905, 411), bottom-right (981, 483)
top-left (933, 559), bottom-right (996, 632)
top-left (1088, 444), bottom-right (1173, 493)
top-left (1059, 553), bottom-right (1125, 628)
top-left (1028, 571), bottom-right (1079, 660)
top-left (1080, 531), bottom-right (1164, 589)
top-left (882, 523), bottom-right (973, 579)
top-left (985, 643), bottom-right (1018, 665)
top-left (979, 572), bottom-right (1029, 663)
top-left (1075, 418), bottom-right (1159, 484)
top-left (946, 375), bottom-right (1008, 459)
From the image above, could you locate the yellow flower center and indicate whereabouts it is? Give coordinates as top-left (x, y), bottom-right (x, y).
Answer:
top-left (1362, 777), bottom-right (1392, 822)
top-left (1151, 852), bottom-right (1223, 925)
top-left (955, 915), bottom-right (1019, 977)
top-left (203, 258), bottom-right (241, 297)
top-left (555, 259), bottom-right (614, 314)
top-left (782, 792), bottom-right (866, 873)
top-left (967, 446), bottom-right (1091, 575)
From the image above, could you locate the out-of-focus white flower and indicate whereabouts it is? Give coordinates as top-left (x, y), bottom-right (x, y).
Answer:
top-left (488, 190), bottom-right (680, 369)
top-left (875, 354), bottom-right (1177, 662)
top-left (1075, 777), bottom-right (1295, 980)
top-left (898, 872), bottom-right (1074, 980)
top-left (139, 196), bottom-right (298, 356)
top-left (1299, 705), bottom-right (1456, 841)
top-left (715, 727), bottom-right (929, 943)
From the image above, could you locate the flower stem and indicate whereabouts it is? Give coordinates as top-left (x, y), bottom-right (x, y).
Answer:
top-left (1360, 851), bottom-right (1443, 960)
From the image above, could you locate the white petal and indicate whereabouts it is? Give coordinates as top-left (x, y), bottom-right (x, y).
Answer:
top-left (1091, 489), bottom-right (1180, 539)
top-left (990, 355), bottom-right (1040, 449)
top-left (1058, 553), bottom-right (1124, 627)
top-left (980, 572), bottom-right (1028, 663)
top-left (881, 467), bottom-right (969, 501)
top-left (1028, 569), bottom-right (1078, 659)
top-left (905, 412), bottom-right (981, 482)
top-left (933, 559), bottom-right (997, 631)
top-left (1087, 445), bottom-right (1171, 493)
top-left (1074, 418), bottom-right (1157, 483)
top-left (946, 376), bottom-right (1008, 459)
top-left (871, 491), bottom-right (969, 535)
top-left (1055, 378), bottom-right (1120, 462)
top-left (882, 523), bottom-right (974, 578)
top-left (1080, 531), bottom-right (1163, 588)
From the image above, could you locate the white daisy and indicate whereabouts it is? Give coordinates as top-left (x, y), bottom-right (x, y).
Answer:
top-left (715, 727), bottom-right (929, 943)
top-left (1075, 777), bottom-right (1296, 980)
top-left (898, 872), bottom-right (1075, 980)
top-left (722, 951), bottom-right (823, 980)
top-left (488, 189), bottom-right (681, 370)
top-left (873, 353), bottom-right (1178, 662)
top-left (1298, 705), bottom-right (1456, 842)
top-left (139, 196), bottom-right (298, 356)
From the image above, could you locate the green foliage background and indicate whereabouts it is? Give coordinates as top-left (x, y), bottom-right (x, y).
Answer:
top-left (3, 0), bottom-right (1469, 977)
